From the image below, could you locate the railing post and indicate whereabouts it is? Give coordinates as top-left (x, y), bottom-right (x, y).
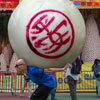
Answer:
top-left (14, 73), bottom-right (17, 96)
top-left (11, 72), bottom-right (14, 96)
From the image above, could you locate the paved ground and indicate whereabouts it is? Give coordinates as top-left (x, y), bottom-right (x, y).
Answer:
top-left (0, 93), bottom-right (100, 100)
top-left (55, 93), bottom-right (100, 100)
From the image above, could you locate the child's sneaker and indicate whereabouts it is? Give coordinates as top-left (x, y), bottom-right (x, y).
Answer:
top-left (20, 94), bottom-right (24, 97)
top-left (28, 95), bottom-right (31, 98)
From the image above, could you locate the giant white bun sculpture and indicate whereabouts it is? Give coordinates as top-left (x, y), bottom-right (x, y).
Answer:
top-left (8, 0), bottom-right (86, 68)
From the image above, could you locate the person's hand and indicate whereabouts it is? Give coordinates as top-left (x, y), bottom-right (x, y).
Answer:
top-left (64, 64), bottom-right (70, 70)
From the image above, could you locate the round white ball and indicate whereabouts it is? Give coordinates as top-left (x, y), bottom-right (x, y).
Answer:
top-left (8, 0), bottom-right (86, 68)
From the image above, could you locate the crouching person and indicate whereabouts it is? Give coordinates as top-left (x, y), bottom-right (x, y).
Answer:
top-left (15, 59), bottom-right (69, 100)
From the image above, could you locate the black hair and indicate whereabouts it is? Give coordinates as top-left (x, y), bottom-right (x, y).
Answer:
top-left (94, 59), bottom-right (100, 65)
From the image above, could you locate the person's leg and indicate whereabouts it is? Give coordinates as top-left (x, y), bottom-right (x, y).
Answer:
top-left (22, 82), bottom-right (27, 93)
top-left (20, 82), bottom-right (27, 97)
top-left (67, 76), bottom-right (77, 100)
top-left (30, 84), bottom-right (52, 100)
top-left (28, 82), bottom-right (32, 98)
top-left (50, 87), bottom-right (56, 100)
top-left (96, 78), bottom-right (100, 97)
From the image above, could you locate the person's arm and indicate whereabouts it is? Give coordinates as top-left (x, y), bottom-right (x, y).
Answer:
top-left (81, 59), bottom-right (84, 64)
top-left (44, 64), bottom-right (70, 73)
top-left (92, 64), bottom-right (95, 71)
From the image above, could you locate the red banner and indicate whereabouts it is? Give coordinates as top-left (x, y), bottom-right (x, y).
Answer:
top-left (81, 1), bottom-right (100, 7)
top-left (0, 0), bottom-right (19, 11)
top-left (0, 0), bottom-right (19, 2)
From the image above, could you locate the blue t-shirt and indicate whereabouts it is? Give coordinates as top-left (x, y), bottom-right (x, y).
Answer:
top-left (27, 66), bottom-right (56, 88)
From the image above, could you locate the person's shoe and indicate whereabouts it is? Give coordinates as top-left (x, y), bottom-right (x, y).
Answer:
top-left (98, 96), bottom-right (100, 98)
top-left (28, 95), bottom-right (31, 98)
top-left (20, 94), bottom-right (24, 97)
